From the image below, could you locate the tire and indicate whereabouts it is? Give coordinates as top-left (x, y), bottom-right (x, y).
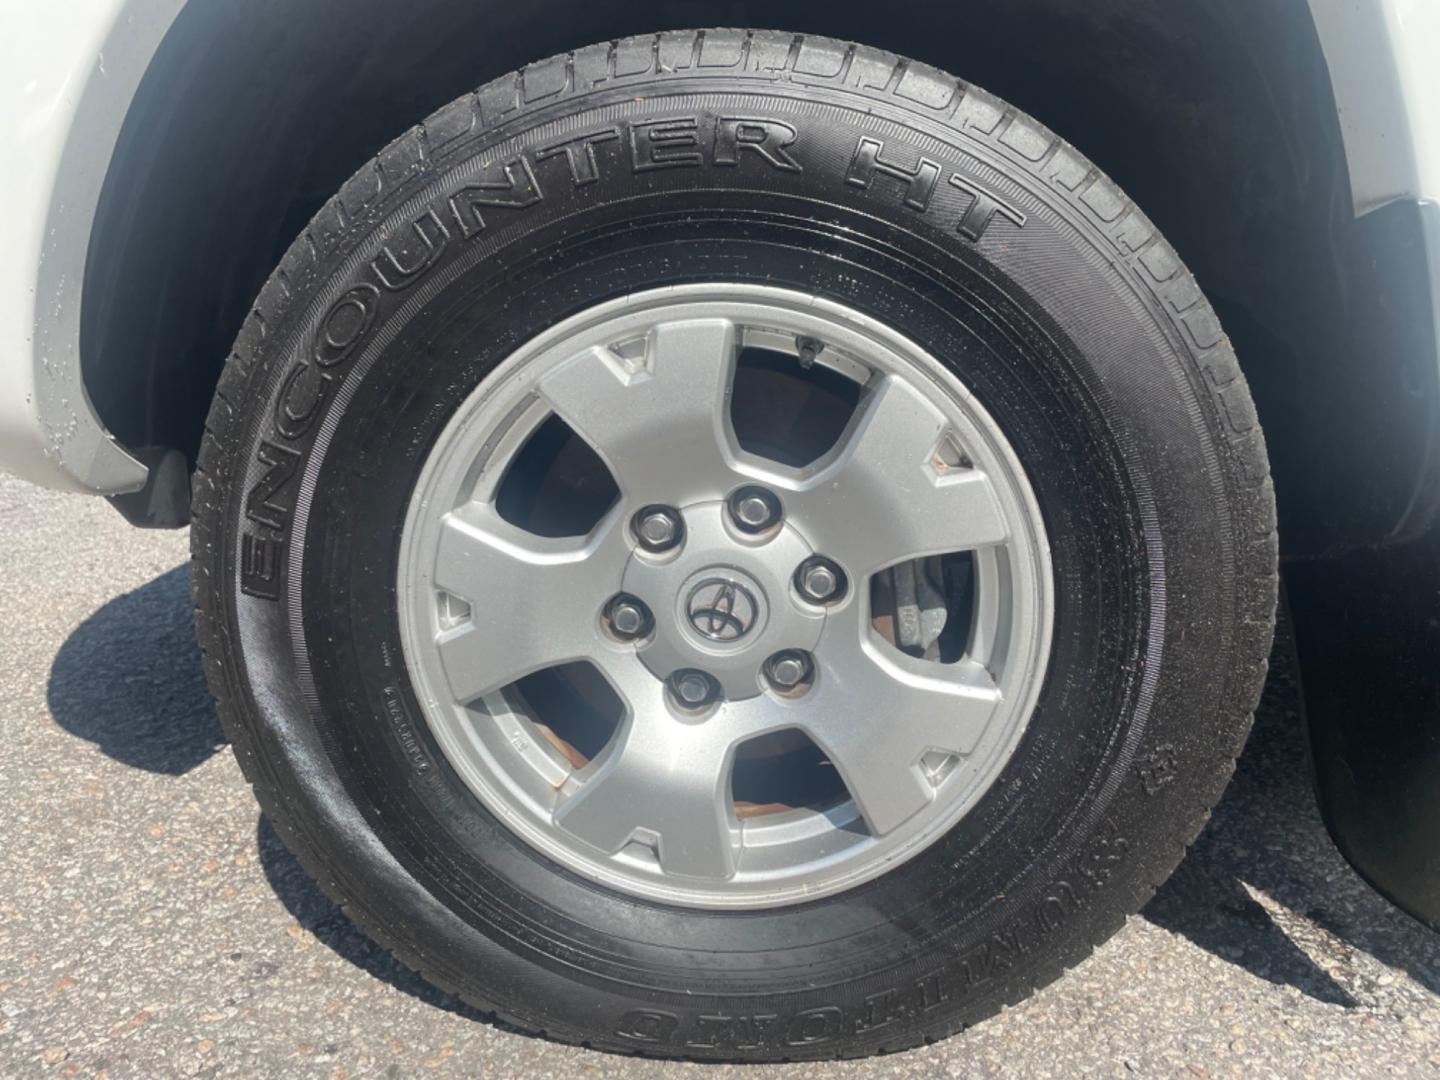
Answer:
top-left (191, 29), bottom-right (1276, 1061)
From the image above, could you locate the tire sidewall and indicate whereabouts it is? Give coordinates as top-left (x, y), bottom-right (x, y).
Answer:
top-left (199, 56), bottom-right (1268, 1059)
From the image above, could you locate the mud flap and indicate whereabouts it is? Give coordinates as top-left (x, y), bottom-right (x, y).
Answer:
top-left (1287, 528), bottom-right (1440, 930)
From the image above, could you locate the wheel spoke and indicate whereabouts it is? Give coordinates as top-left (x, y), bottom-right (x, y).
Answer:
top-left (784, 376), bottom-right (1009, 575)
top-left (428, 503), bottom-right (628, 702)
top-left (538, 318), bottom-right (742, 507)
top-left (800, 615), bottom-right (1002, 837)
top-left (555, 655), bottom-right (738, 879)
top-left (398, 289), bottom-right (1051, 905)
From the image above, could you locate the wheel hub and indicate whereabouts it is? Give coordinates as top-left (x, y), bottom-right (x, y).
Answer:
top-left (621, 502), bottom-right (824, 702)
top-left (396, 284), bottom-right (1053, 908)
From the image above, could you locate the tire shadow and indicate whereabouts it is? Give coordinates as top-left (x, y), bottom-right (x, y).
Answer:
top-left (46, 565), bottom-right (1440, 1012)
top-left (1142, 628), bottom-right (1440, 1005)
top-left (42, 562), bottom-right (485, 1018)
top-left (255, 815), bottom-right (490, 1021)
top-left (46, 565), bottom-right (224, 774)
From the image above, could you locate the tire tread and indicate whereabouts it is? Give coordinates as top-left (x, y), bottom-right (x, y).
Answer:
top-left (191, 27), bottom-right (1277, 1061)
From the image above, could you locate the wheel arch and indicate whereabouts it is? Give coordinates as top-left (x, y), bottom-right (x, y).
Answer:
top-left (84, 0), bottom-right (1419, 551)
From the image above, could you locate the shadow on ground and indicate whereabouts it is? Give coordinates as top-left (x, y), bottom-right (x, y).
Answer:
top-left (255, 816), bottom-right (486, 1020)
top-left (47, 565), bottom-right (224, 774)
top-left (47, 564), bottom-right (1440, 1010)
top-left (1142, 632), bottom-right (1440, 1004)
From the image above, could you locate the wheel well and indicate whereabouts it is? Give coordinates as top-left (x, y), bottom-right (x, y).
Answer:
top-left (82, 0), bottom-right (1397, 552)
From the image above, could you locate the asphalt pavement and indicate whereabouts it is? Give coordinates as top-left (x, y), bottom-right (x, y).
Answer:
top-left (2, 473), bottom-right (1438, 1078)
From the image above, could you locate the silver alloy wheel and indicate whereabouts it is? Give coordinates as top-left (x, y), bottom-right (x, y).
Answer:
top-left (397, 285), bottom-right (1053, 908)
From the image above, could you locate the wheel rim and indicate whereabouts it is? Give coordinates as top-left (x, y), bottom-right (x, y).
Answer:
top-left (396, 284), bottom-right (1053, 908)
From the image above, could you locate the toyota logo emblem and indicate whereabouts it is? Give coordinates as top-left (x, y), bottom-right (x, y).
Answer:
top-left (686, 578), bottom-right (759, 642)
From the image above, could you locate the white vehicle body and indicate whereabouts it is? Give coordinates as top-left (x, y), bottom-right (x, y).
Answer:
top-left (0, 0), bottom-right (180, 493)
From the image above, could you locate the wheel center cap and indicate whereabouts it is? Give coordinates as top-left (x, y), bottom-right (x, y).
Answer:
top-left (685, 573), bottom-right (762, 643)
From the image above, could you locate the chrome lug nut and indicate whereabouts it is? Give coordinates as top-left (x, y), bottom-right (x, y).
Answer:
top-left (735, 495), bottom-right (773, 528)
top-left (606, 595), bottom-right (651, 640)
top-left (729, 486), bottom-right (781, 533)
top-left (670, 670), bottom-right (718, 709)
top-left (803, 563), bottom-right (837, 598)
top-left (796, 557), bottom-right (846, 604)
top-left (633, 506), bottom-right (684, 552)
top-left (765, 650), bottom-right (812, 691)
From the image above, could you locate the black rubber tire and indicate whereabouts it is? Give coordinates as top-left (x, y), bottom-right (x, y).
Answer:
top-left (191, 29), bottom-right (1277, 1062)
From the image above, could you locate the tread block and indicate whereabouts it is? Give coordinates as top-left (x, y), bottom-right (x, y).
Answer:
top-left (794, 38), bottom-right (848, 79)
top-left (698, 28), bottom-right (747, 69)
top-left (896, 62), bottom-right (958, 111)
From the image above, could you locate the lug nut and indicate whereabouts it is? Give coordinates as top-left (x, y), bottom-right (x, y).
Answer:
top-left (765, 651), bottom-right (812, 691)
top-left (633, 506), bottom-right (683, 552)
top-left (606, 595), bottom-right (651, 640)
top-left (670, 670), bottom-right (718, 709)
top-left (796, 557), bottom-right (846, 604)
top-left (729, 486), bottom-right (781, 533)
